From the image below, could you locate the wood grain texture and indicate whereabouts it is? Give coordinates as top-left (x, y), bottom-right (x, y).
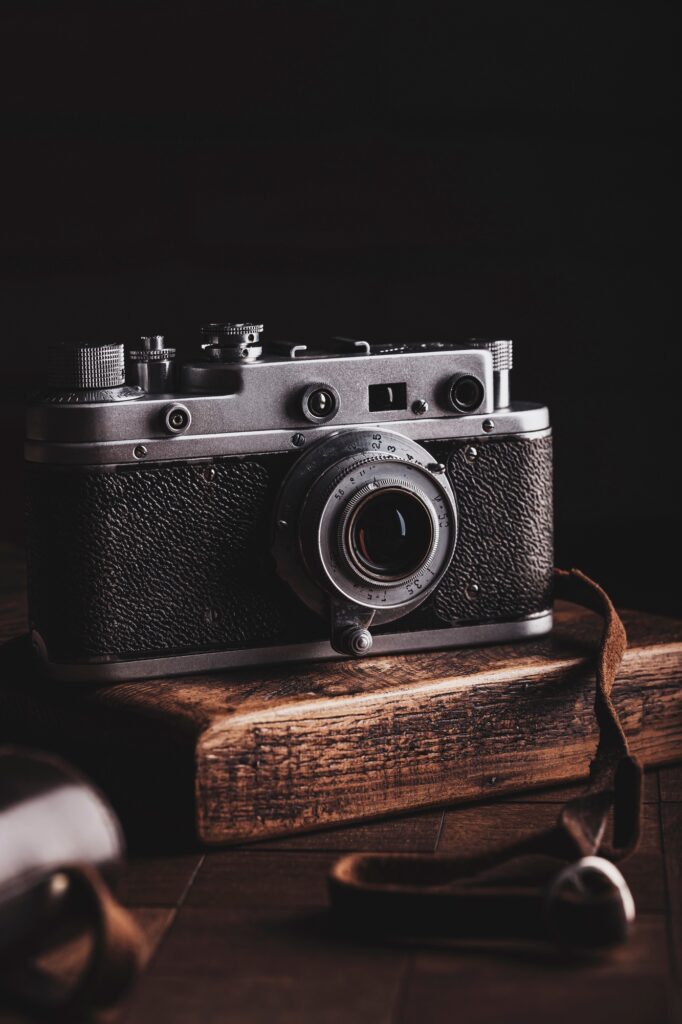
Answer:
top-left (191, 603), bottom-right (682, 842)
top-left (1, 544), bottom-right (681, 845)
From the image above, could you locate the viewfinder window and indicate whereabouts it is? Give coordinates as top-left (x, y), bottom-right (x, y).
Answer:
top-left (368, 382), bottom-right (407, 412)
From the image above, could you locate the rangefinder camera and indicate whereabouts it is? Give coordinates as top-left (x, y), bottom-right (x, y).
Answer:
top-left (25, 324), bottom-right (553, 682)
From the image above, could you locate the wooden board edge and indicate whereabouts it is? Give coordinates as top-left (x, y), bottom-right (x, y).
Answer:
top-left (193, 646), bottom-right (682, 845)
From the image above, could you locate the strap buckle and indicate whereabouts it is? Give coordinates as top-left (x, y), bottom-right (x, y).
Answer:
top-left (544, 855), bottom-right (635, 950)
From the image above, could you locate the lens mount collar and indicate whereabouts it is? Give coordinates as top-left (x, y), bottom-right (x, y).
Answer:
top-left (272, 428), bottom-right (458, 626)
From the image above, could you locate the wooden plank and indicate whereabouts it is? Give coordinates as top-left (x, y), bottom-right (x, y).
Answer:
top-left (186, 850), bottom-right (338, 910)
top-left (119, 853), bottom-right (205, 908)
top-left (661, 802), bottom-right (682, 974)
top-left (1, 599), bottom-right (681, 846)
top-left (122, 916), bottom-right (408, 1024)
top-left (121, 846), bottom-right (409, 1024)
top-left (660, 765), bottom-right (682, 801)
top-left (240, 809), bottom-right (443, 852)
top-left (399, 916), bottom-right (673, 1024)
top-left (127, 908), bottom-right (177, 963)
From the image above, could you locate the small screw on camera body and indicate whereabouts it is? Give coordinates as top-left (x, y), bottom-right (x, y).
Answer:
top-left (342, 627), bottom-right (373, 657)
top-left (291, 433), bottom-right (306, 448)
top-left (133, 444), bottom-right (148, 460)
top-left (412, 398), bottom-right (429, 415)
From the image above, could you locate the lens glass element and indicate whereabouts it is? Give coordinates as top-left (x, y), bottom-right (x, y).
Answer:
top-left (308, 389), bottom-right (333, 416)
top-left (348, 488), bottom-right (434, 581)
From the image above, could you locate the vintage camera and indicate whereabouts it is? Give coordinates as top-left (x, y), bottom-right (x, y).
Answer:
top-left (25, 325), bottom-right (553, 682)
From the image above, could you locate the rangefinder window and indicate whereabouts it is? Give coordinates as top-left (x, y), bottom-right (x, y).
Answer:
top-left (368, 382), bottom-right (407, 412)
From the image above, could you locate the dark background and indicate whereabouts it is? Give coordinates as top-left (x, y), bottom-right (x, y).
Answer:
top-left (0, 1), bottom-right (679, 612)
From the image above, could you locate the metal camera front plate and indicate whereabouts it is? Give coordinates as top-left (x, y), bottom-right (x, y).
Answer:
top-left (28, 346), bottom-right (509, 464)
top-left (273, 429), bottom-right (457, 625)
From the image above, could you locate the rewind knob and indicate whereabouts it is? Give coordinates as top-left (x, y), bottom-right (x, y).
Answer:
top-left (45, 343), bottom-right (142, 403)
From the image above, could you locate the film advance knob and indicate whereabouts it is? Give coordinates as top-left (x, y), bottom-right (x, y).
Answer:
top-left (47, 343), bottom-right (127, 391)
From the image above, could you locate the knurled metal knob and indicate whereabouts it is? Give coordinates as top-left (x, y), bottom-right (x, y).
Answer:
top-left (202, 323), bottom-right (263, 339)
top-left (128, 335), bottom-right (176, 362)
top-left (200, 323), bottom-right (264, 363)
top-left (469, 338), bottom-right (513, 371)
top-left (47, 343), bottom-right (126, 390)
top-left (127, 336), bottom-right (177, 394)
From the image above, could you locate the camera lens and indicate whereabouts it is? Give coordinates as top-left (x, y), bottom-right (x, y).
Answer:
top-left (347, 488), bottom-right (434, 581)
top-left (301, 383), bottom-right (340, 422)
top-left (273, 428), bottom-right (458, 624)
top-left (449, 374), bottom-right (484, 413)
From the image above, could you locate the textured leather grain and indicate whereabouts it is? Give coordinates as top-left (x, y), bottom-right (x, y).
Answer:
top-left (26, 433), bottom-right (553, 663)
top-left (425, 433), bottom-right (553, 626)
top-left (26, 454), bottom-right (323, 661)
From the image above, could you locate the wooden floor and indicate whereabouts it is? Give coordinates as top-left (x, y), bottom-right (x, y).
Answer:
top-left (37, 766), bottom-right (681, 1024)
top-left (2, 774), bottom-right (681, 1024)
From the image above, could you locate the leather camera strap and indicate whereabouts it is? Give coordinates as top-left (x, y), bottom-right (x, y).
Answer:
top-left (329, 568), bottom-right (643, 952)
top-left (0, 862), bottom-right (146, 1015)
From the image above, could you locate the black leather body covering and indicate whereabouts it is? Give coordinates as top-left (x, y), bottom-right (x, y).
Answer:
top-left (26, 434), bottom-right (553, 663)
